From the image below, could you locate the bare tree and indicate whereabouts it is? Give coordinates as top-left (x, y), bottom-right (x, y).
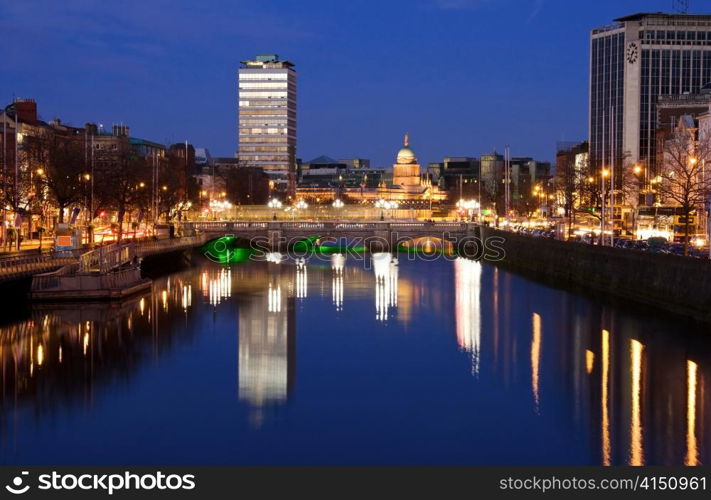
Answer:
top-left (660, 127), bottom-right (711, 255)
top-left (24, 129), bottom-right (86, 224)
top-left (556, 153), bottom-right (585, 236)
top-left (95, 143), bottom-right (151, 241)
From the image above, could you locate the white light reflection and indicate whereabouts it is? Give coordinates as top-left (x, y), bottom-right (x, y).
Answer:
top-left (206, 268), bottom-right (232, 306)
top-left (295, 258), bottom-right (308, 299)
top-left (182, 284), bottom-right (192, 311)
top-left (266, 252), bottom-right (283, 264)
top-left (454, 258), bottom-right (481, 375)
top-left (373, 253), bottom-right (398, 321)
top-left (268, 283), bottom-right (282, 313)
top-left (331, 253), bottom-right (345, 311)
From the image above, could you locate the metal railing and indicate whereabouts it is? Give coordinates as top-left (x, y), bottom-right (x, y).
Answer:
top-left (31, 266), bottom-right (144, 292)
top-left (0, 254), bottom-right (76, 280)
top-left (78, 243), bottom-right (136, 274)
top-left (135, 234), bottom-right (207, 256)
top-left (185, 221), bottom-right (473, 233)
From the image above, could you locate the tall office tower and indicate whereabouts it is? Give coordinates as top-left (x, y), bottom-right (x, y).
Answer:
top-left (590, 13), bottom-right (711, 176)
top-left (238, 54), bottom-right (296, 194)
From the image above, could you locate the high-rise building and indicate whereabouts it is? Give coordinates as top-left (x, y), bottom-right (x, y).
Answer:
top-left (237, 54), bottom-right (296, 194)
top-left (590, 12), bottom-right (711, 177)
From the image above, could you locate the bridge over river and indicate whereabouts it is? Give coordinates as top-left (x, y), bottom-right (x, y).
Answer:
top-left (1, 221), bottom-right (481, 289)
top-left (184, 220), bottom-right (477, 249)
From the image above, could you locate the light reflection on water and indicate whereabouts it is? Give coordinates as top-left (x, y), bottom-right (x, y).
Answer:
top-left (0, 254), bottom-right (708, 465)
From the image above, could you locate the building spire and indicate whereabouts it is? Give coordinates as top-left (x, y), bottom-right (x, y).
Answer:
top-left (404, 132), bottom-right (409, 147)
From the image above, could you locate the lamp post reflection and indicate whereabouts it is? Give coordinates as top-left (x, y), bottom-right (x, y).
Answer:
top-left (601, 329), bottom-right (611, 466)
top-left (454, 258), bottom-right (481, 375)
top-left (331, 253), bottom-right (345, 311)
top-left (373, 253), bottom-right (398, 321)
top-left (295, 258), bottom-right (308, 300)
top-left (531, 313), bottom-right (542, 414)
top-left (629, 339), bottom-right (645, 466)
top-left (685, 360), bottom-right (699, 466)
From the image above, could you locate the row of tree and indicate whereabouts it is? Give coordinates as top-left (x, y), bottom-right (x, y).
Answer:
top-left (555, 127), bottom-right (711, 254)
top-left (1, 124), bottom-right (198, 241)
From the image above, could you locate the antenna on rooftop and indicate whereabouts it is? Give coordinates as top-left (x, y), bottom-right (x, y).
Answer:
top-left (673, 0), bottom-right (689, 14)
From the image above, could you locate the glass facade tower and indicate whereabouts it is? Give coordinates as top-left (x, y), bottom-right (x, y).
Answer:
top-left (238, 54), bottom-right (296, 193)
top-left (590, 13), bottom-right (711, 174)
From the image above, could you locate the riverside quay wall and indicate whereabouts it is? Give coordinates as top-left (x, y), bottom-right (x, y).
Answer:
top-left (479, 226), bottom-right (711, 322)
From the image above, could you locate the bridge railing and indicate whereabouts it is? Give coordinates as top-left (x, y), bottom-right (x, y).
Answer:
top-left (136, 234), bottom-right (207, 256)
top-left (0, 254), bottom-right (77, 280)
top-left (183, 220), bottom-right (473, 234)
top-left (78, 243), bottom-right (136, 274)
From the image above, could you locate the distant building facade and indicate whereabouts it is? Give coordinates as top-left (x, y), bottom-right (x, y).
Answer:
top-left (655, 84), bottom-right (711, 170)
top-left (338, 158), bottom-right (370, 170)
top-left (294, 135), bottom-right (445, 207)
top-left (237, 54), bottom-right (296, 195)
top-left (590, 12), bottom-right (711, 177)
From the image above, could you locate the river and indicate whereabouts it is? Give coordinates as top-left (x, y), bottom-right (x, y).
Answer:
top-left (0, 252), bottom-right (708, 465)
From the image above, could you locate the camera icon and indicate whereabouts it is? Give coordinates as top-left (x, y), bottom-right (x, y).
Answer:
top-left (5, 471), bottom-right (30, 495)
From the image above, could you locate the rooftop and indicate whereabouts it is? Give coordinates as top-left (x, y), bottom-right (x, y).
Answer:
top-left (614, 12), bottom-right (711, 22)
top-left (240, 54), bottom-right (295, 69)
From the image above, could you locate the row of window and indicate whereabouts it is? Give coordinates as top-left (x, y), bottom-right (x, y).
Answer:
top-left (239, 109), bottom-right (293, 116)
top-left (238, 91), bottom-right (288, 98)
top-left (240, 119), bottom-right (291, 126)
top-left (238, 103), bottom-right (289, 109)
top-left (239, 146), bottom-right (291, 153)
top-left (640, 30), bottom-right (711, 43)
top-left (238, 73), bottom-right (289, 80)
top-left (238, 155), bottom-right (291, 162)
top-left (238, 137), bottom-right (295, 144)
top-left (239, 128), bottom-right (290, 134)
top-left (238, 82), bottom-right (290, 89)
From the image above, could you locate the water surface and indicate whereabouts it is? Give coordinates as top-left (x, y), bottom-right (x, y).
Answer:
top-left (0, 253), bottom-right (708, 465)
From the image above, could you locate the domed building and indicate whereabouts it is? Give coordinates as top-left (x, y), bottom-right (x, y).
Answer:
top-left (294, 132), bottom-right (446, 210)
top-left (393, 133), bottom-right (422, 188)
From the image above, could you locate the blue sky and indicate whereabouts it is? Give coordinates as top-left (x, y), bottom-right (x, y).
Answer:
top-left (0, 0), bottom-right (690, 166)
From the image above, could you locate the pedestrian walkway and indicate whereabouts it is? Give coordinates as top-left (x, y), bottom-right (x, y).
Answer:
top-left (0, 237), bottom-right (54, 256)
top-left (0, 253), bottom-right (76, 283)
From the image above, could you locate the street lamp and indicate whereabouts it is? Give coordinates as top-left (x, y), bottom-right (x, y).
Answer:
top-left (332, 199), bottom-right (344, 209)
top-left (375, 199), bottom-right (398, 220)
top-left (268, 198), bottom-right (282, 220)
top-left (375, 198), bottom-right (387, 220)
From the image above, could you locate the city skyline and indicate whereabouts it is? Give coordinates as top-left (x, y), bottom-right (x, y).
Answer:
top-left (0, 0), bottom-right (692, 167)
